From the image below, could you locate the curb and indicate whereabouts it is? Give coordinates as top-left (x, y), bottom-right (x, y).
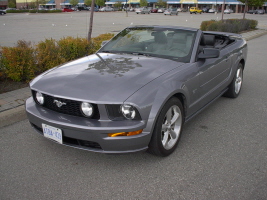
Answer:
top-left (0, 105), bottom-right (27, 128)
top-left (245, 31), bottom-right (267, 41)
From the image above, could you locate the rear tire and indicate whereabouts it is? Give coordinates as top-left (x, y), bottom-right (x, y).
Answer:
top-left (224, 63), bottom-right (244, 98)
top-left (148, 97), bottom-right (184, 157)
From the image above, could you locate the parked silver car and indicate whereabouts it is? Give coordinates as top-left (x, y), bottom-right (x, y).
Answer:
top-left (0, 9), bottom-right (6, 15)
top-left (26, 26), bottom-right (247, 156)
top-left (255, 9), bottom-right (265, 14)
top-left (164, 8), bottom-right (178, 15)
top-left (208, 8), bottom-right (219, 13)
top-left (136, 7), bottom-right (150, 14)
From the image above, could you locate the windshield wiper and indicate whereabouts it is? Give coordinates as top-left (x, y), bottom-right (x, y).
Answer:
top-left (99, 51), bottom-right (150, 57)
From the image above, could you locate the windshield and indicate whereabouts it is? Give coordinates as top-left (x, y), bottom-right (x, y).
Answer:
top-left (98, 27), bottom-right (197, 63)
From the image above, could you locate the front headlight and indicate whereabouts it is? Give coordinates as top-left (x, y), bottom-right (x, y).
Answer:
top-left (81, 102), bottom-right (93, 117)
top-left (121, 104), bottom-right (136, 120)
top-left (106, 104), bottom-right (141, 120)
top-left (36, 92), bottom-right (44, 105)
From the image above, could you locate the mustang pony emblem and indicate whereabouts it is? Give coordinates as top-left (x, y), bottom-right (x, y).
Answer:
top-left (53, 100), bottom-right (66, 108)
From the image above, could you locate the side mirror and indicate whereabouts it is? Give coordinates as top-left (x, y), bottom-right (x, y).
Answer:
top-left (101, 40), bottom-right (109, 47)
top-left (198, 48), bottom-right (220, 59)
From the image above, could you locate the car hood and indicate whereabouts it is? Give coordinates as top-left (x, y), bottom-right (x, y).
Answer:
top-left (31, 53), bottom-right (185, 103)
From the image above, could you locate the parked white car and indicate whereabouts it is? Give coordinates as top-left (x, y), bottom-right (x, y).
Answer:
top-left (224, 9), bottom-right (234, 14)
top-left (99, 7), bottom-right (114, 12)
top-left (157, 8), bottom-right (165, 13)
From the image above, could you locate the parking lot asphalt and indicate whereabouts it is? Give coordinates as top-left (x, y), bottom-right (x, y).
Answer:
top-left (1, 11), bottom-right (267, 47)
top-left (0, 12), bottom-right (267, 127)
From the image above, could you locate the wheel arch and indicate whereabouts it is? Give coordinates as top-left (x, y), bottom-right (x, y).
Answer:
top-left (145, 90), bottom-right (188, 137)
top-left (239, 59), bottom-right (245, 69)
top-left (172, 93), bottom-right (187, 117)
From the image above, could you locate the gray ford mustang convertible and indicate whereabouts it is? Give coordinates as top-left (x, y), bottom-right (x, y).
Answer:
top-left (26, 25), bottom-right (247, 156)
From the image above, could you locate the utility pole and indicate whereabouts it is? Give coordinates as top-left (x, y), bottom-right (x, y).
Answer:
top-left (88, 0), bottom-right (95, 42)
top-left (221, 0), bottom-right (225, 21)
top-left (243, 0), bottom-right (247, 19)
top-left (125, 0), bottom-right (128, 17)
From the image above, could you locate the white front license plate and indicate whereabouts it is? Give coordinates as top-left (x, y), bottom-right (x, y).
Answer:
top-left (42, 124), bottom-right (63, 144)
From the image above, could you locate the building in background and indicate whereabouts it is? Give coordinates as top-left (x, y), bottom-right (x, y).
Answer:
top-left (9, 0), bottom-right (267, 13)
top-left (0, 0), bottom-right (8, 10)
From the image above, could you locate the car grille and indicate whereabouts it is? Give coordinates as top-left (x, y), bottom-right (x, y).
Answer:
top-left (32, 90), bottom-right (100, 119)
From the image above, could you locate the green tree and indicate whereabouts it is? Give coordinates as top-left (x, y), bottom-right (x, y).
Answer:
top-left (39, 0), bottom-right (48, 5)
top-left (95, 0), bottom-right (105, 7)
top-left (84, 0), bottom-right (92, 6)
top-left (140, 0), bottom-right (148, 7)
top-left (114, 1), bottom-right (122, 8)
top-left (70, 0), bottom-right (79, 6)
top-left (33, 0), bottom-right (48, 10)
top-left (239, 0), bottom-right (266, 18)
top-left (28, 2), bottom-right (36, 9)
top-left (239, 0), bottom-right (265, 6)
top-left (8, 0), bottom-right (16, 8)
top-left (156, 0), bottom-right (166, 8)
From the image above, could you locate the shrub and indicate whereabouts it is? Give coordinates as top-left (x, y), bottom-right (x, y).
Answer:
top-left (6, 10), bottom-right (29, 13)
top-left (0, 34), bottom-right (114, 82)
top-left (200, 19), bottom-right (258, 33)
top-left (90, 33), bottom-right (114, 54)
top-left (36, 39), bottom-right (65, 73)
top-left (29, 10), bottom-right (62, 13)
top-left (1, 41), bottom-right (36, 82)
top-left (248, 19), bottom-right (258, 29)
top-left (200, 20), bottom-right (217, 31)
top-left (57, 37), bottom-right (90, 62)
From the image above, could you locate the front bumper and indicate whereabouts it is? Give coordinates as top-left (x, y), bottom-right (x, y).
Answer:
top-left (26, 97), bottom-right (151, 154)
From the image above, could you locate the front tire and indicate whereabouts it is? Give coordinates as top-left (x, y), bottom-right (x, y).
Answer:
top-left (148, 97), bottom-right (184, 157)
top-left (224, 63), bottom-right (244, 98)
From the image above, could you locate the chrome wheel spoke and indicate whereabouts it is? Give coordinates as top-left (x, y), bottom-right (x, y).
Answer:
top-left (166, 108), bottom-right (172, 124)
top-left (236, 69), bottom-right (240, 78)
top-left (161, 124), bottom-right (168, 132)
top-left (161, 105), bottom-right (182, 150)
top-left (170, 109), bottom-right (180, 125)
top-left (162, 131), bottom-right (169, 147)
top-left (235, 68), bottom-right (242, 94)
top-left (170, 129), bottom-right (177, 139)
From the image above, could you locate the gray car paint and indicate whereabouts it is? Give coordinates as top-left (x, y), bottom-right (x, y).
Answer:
top-left (26, 26), bottom-right (247, 154)
top-left (30, 53), bottom-right (185, 104)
